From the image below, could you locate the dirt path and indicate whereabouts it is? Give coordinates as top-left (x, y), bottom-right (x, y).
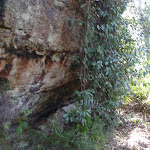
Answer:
top-left (104, 103), bottom-right (150, 150)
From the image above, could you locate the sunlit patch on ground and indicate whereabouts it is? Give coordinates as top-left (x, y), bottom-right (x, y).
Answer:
top-left (128, 127), bottom-right (150, 149)
top-left (104, 102), bottom-right (150, 150)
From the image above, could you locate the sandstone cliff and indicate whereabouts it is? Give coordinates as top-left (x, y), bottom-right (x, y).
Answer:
top-left (0, 0), bottom-right (83, 125)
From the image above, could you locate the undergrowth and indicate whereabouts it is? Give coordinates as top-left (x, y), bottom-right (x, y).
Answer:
top-left (125, 73), bottom-right (150, 113)
top-left (0, 118), bottom-right (105, 150)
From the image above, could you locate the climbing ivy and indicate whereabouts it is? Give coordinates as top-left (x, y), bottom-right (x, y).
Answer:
top-left (64, 0), bottom-right (144, 129)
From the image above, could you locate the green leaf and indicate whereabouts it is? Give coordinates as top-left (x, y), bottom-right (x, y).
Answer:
top-left (4, 122), bottom-right (11, 131)
top-left (80, 4), bottom-right (86, 8)
top-left (97, 25), bottom-right (100, 30)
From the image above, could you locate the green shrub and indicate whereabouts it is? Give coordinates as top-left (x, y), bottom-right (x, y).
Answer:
top-left (0, 117), bottom-right (106, 150)
top-left (68, 0), bottom-right (141, 131)
top-left (124, 73), bottom-right (150, 113)
top-left (131, 73), bottom-right (150, 102)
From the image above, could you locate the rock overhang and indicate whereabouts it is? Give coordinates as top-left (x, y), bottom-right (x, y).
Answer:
top-left (0, 0), bottom-right (83, 124)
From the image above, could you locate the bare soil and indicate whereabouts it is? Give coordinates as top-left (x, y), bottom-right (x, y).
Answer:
top-left (104, 102), bottom-right (150, 150)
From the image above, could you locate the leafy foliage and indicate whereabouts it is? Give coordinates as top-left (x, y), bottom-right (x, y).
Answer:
top-left (126, 73), bottom-right (150, 113)
top-left (138, 5), bottom-right (150, 49)
top-left (0, 118), bottom-right (106, 150)
top-left (65, 0), bottom-right (143, 130)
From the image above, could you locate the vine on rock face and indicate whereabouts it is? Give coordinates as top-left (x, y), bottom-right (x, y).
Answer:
top-left (64, 0), bottom-right (142, 130)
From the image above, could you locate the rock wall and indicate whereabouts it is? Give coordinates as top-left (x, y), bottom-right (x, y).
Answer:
top-left (0, 0), bottom-right (83, 125)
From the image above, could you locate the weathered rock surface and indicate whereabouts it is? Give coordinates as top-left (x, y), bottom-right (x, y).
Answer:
top-left (0, 0), bottom-right (83, 125)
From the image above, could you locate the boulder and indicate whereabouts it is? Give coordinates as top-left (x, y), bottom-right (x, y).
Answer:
top-left (0, 0), bottom-right (83, 125)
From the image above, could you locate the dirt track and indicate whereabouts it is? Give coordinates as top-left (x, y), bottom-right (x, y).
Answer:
top-left (104, 103), bottom-right (150, 150)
